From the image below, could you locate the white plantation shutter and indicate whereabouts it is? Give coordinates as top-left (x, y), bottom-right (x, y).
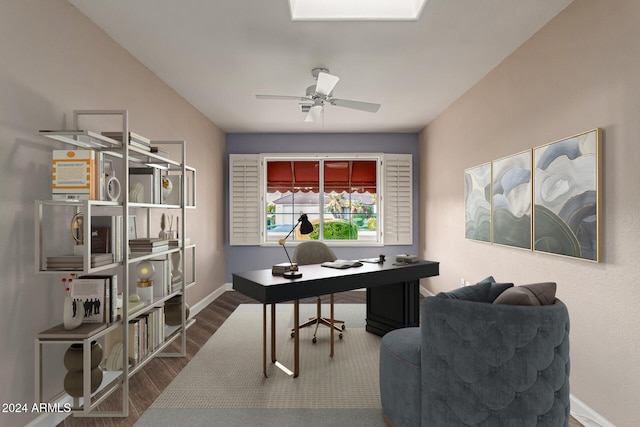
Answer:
top-left (229, 155), bottom-right (261, 245)
top-left (383, 154), bottom-right (412, 245)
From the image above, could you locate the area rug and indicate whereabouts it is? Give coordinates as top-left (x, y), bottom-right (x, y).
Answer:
top-left (135, 304), bottom-right (387, 427)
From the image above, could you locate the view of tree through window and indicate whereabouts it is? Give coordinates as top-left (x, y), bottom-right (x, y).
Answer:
top-left (265, 158), bottom-right (378, 243)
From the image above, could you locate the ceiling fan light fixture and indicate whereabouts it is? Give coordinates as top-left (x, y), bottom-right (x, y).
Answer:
top-left (305, 104), bottom-right (323, 122)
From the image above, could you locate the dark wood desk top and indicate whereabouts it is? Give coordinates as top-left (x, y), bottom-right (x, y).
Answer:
top-left (232, 260), bottom-right (439, 304)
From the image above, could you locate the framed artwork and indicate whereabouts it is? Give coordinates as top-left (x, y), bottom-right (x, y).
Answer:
top-left (464, 162), bottom-right (491, 243)
top-left (492, 150), bottom-right (532, 250)
top-left (533, 128), bottom-right (602, 262)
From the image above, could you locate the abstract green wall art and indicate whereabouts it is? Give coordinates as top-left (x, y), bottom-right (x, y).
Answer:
top-left (533, 129), bottom-right (602, 262)
top-left (464, 162), bottom-right (491, 243)
top-left (492, 150), bottom-right (532, 250)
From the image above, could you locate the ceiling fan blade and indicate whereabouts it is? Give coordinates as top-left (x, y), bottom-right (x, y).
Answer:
top-left (331, 98), bottom-right (381, 113)
top-left (256, 95), bottom-right (308, 101)
top-left (305, 105), bottom-right (323, 122)
top-left (315, 72), bottom-right (340, 96)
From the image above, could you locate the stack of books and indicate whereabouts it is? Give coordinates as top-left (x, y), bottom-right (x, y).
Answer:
top-left (272, 262), bottom-right (296, 276)
top-left (102, 131), bottom-right (151, 152)
top-left (129, 238), bottom-right (169, 253)
top-left (46, 253), bottom-right (114, 270)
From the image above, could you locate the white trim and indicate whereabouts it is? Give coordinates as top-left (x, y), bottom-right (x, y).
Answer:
top-left (570, 394), bottom-right (615, 427)
top-left (189, 283), bottom-right (233, 316)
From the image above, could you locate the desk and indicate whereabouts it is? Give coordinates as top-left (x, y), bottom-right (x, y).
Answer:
top-left (232, 259), bottom-right (439, 377)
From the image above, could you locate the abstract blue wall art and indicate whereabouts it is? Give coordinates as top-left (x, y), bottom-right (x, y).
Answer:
top-left (533, 129), bottom-right (602, 262)
top-left (492, 150), bottom-right (532, 250)
top-left (465, 162), bottom-right (492, 243)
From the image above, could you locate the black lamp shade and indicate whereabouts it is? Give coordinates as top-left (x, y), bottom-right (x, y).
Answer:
top-left (299, 214), bottom-right (314, 235)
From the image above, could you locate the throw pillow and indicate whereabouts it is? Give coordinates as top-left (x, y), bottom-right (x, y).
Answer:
top-left (493, 282), bottom-right (557, 306)
top-left (436, 280), bottom-right (492, 302)
top-left (488, 281), bottom-right (514, 302)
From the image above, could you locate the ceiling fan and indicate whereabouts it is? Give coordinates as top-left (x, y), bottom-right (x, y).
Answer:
top-left (255, 68), bottom-right (381, 123)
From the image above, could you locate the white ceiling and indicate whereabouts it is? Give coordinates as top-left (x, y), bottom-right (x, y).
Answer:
top-left (68, 0), bottom-right (572, 133)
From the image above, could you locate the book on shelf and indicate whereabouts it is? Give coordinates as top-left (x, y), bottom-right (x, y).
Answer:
top-left (93, 216), bottom-right (124, 262)
top-left (70, 276), bottom-right (108, 323)
top-left (52, 149), bottom-right (97, 200)
top-left (82, 274), bottom-right (118, 324)
top-left (129, 238), bottom-right (169, 253)
top-left (150, 259), bottom-right (171, 297)
top-left (46, 253), bottom-right (114, 270)
top-left (91, 226), bottom-right (110, 254)
top-left (101, 131), bottom-right (151, 152)
top-left (129, 238), bottom-right (169, 246)
top-left (168, 237), bottom-right (191, 248)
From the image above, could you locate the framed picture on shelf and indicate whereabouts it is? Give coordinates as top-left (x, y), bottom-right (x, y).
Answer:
top-left (464, 162), bottom-right (491, 243)
top-left (491, 150), bottom-right (532, 250)
top-left (128, 216), bottom-right (137, 240)
top-left (533, 128), bottom-right (602, 262)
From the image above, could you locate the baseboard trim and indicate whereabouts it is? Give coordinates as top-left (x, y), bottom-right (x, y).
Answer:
top-left (570, 394), bottom-right (614, 427)
top-left (190, 283), bottom-right (233, 316)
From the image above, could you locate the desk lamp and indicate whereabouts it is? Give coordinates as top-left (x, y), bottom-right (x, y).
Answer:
top-left (279, 213), bottom-right (314, 279)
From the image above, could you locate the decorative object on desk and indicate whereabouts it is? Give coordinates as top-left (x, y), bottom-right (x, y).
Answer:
top-left (63, 341), bottom-right (103, 398)
top-left (277, 213), bottom-right (314, 279)
top-left (164, 295), bottom-right (190, 326)
top-left (62, 273), bottom-right (82, 330)
top-left (395, 254), bottom-right (418, 263)
top-left (136, 260), bottom-right (155, 302)
top-left (70, 212), bottom-right (84, 256)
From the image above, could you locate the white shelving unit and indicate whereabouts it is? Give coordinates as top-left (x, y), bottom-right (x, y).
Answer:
top-left (34, 110), bottom-right (196, 417)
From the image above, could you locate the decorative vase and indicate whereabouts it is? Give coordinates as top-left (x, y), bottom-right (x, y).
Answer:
top-left (63, 296), bottom-right (83, 331)
top-left (63, 367), bottom-right (103, 398)
top-left (164, 295), bottom-right (190, 326)
top-left (63, 342), bottom-right (104, 398)
top-left (63, 341), bottom-right (103, 372)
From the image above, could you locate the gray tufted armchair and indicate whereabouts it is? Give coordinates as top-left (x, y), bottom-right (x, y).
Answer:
top-left (380, 296), bottom-right (570, 426)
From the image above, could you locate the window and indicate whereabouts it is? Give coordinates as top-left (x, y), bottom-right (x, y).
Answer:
top-left (265, 157), bottom-right (378, 244)
top-left (229, 153), bottom-right (412, 246)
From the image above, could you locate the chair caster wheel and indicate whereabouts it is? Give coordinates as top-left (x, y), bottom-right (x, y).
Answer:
top-left (339, 333), bottom-right (343, 339)
top-left (291, 332), bottom-right (295, 338)
top-left (341, 324), bottom-right (346, 331)
top-left (312, 337), bottom-right (317, 344)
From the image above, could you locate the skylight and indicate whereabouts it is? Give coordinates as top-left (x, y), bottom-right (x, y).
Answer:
top-left (289, 0), bottom-right (428, 21)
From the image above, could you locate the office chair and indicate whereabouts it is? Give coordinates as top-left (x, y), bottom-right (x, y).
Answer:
top-left (291, 241), bottom-right (345, 343)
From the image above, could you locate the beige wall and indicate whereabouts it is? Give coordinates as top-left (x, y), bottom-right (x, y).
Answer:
top-left (0, 1), bottom-right (226, 424)
top-left (419, 1), bottom-right (640, 425)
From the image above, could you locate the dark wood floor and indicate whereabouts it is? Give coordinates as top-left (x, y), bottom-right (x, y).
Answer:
top-left (59, 290), bottom-right (582, 427)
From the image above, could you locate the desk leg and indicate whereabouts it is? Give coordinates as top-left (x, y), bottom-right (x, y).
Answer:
top-left (293, 299), bottom-right (299, 378)
top-left (263, 304), bottom-right (268, 377)
top-left (330, 294), bottom-right (335, 358)
top-left (264, 301), bottom-right (299, 378)
top-left (271, 304), bottom-right (277, 363)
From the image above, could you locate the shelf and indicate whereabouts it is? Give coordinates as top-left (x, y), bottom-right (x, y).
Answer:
top-left (35, 109), bottom-right (194, 419)
top-left (39, 130), bottom-right (122, 149)
top-left (129, 318), bottom-right (196, 376)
